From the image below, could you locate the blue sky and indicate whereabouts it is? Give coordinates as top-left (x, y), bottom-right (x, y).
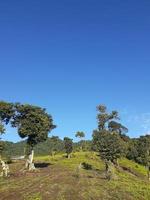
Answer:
top-left (0, 0), bottom-right (150, 142)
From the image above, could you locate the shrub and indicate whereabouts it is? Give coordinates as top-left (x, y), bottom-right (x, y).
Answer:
top-left (82, 162), bottom-right (92, 170)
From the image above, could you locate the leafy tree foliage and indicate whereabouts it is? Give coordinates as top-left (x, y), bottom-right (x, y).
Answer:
top-left (11, 103), bottom-right (56, 148)
top-left (127, 136), bottom-right (150, 167)
top-left (128, 135), bottom-right (150, 180)
top-left (136, 136), bottom-right (150, 166)
top-left (97, 105), bottom-right (119, 131)
top-left (75, 131), bottom-right (85, 139)
top-left (108, 121), bottom-right (128, 135)
top-left (0, 101), bottom-right (15, 160)
top-left (93, 130), bottom-right (125, 162)
top-left (64, 137), bottom-right (73, 158)
top-left (0, 101), bottom-right (15, 151)
top-left (126, 139), bottom-right (139, 161)
top-left (0, 101), bottom-right (15, 125)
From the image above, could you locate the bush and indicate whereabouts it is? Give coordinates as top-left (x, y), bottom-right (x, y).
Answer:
top-left (82, 162), bottom-right (92, 170)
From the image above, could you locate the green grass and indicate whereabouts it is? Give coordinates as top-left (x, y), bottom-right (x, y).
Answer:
top-left (119, 158), bottom-right (147, 177)
top-left (1, 152), bottom-right (150, 200)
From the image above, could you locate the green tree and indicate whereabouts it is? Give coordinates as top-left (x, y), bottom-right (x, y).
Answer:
top-left (64, 137), bottom-right (73, 159)
top-left (0, 101), bottom-right (15, 158)
top-left (0, 101), bottom-right (15, 124)
top-left (108, 121), bottom-right (128, 135)
top-left (0, 101), bottom-right (14, 176)
top-left (93, 130), bottom-right (125, 165)
top-left (11, 103), bottom-right (56, 170)
top-left (75, 131), bottom-right (85, 151)
top-left (92, 104), bottom-right (128, 179)
top-left (97, 105), bottom-right (119, 131)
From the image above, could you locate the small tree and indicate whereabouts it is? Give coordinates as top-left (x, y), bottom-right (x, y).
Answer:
top-left (12, 103), bottom-right (56, 170)
top-left (75, 131), bottom-right (85, 151)
top-left (64, 137), bottom-right (73, 159)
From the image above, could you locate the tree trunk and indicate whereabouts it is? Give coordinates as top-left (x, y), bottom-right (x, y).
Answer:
top-left (113, 159), bottom-right (120, 169)
top-left (0, 156), bottom-right (9, 177)
top-left (52, 150), bottom-right (56, 158)
top-left (105, 160), bottom-right (116, 180)
top-left (25, 149), bottom-right (35, 171)
top-left (67, 153), bottom-right (71, 159)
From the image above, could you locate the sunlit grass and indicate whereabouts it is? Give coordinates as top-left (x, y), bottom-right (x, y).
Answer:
top-left (1, 152), bottom-right (150, 199)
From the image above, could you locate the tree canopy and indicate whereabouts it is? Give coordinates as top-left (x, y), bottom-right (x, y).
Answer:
top-left (75, 131), bottom-right (85, 139)
top-left (11, 103), bottom-right (56, 148)
top-left (93, 130), bottom-right (125, 162)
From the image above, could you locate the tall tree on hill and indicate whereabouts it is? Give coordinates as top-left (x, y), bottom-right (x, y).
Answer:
top-left (11, 103), bottom-right (56, 170)
top-left (92, 104), bottom-right (128, 180)
top-left (64, 137), bottom-right (73, 159)
top-left (75, 131), bottom-right (85, 151)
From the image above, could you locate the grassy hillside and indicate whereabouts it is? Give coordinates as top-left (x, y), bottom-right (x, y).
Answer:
top-left (0, 152), bottom-right (150, 200)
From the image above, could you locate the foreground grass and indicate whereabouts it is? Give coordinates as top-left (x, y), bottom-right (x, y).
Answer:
top-left (0, 152), bottom-right (150, 200)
